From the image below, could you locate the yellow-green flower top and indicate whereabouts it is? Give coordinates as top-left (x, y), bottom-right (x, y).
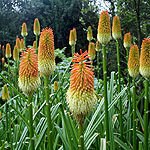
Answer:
top-left (38, 28), bottom-right (56, 77)
top-left (34, 18), bottom-right (40, 36)
top-left (88, 42), bottom-right (96, 61)
top-left (124, 32), bottom-right (132, 49)
top-left (96, 40), bottom-right (102, 51)
top-left (140, 38), bottom-right (150, 78)
top-left (13, 45), bottom-right (19, 61)
top-left (21, 22), bottom-right (28, 37)
top-left (18, 48), bottom-right (40, 96)
top-left (66, 50), bottom-right (97, 124)
top-left (128, 45), bottom-right (140, 78)
top-left (5, 43), bottom-right (11, 58)
top-left (112, 16), bottom-right (122, 40)
top-left (69, 29), bottom-right (76, 46)
top-left (2, 84), bottom-right (9, 100)
top-left (97, 10), bottom-right (111, 45)
top-left (87, 26), bottom-right (93, 42)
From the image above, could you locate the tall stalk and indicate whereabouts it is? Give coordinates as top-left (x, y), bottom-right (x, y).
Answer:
top-left (78, 123), bottom-right (84, 150)
top-left (132, 78), bottom-right (137, 150)
top-left (5, 102), bottom-right (9, 142)
top-left (28, 95), bottom-right (34, 150)
top-left (116, 40), bottom-right (123, 140)
top-left (36, 35), bottom-right (38, 54)
top-left (97, 51), bottom-right (100, 83)
top-left (144, 79), bottom-right (149, 150)
top-left (15, 60), bottom-right (18, 88)
top-left (24, 37), bottom-right (26, 48)
top-left (44, 76), bottom-right (53, 150)
top-left (71, 44), bottom-right (75, 58)
top-left (102, 45), bottom-right (109, 143)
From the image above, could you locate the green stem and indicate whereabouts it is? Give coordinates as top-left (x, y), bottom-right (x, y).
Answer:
top-left (78, 123), bottom-right (84, 150)
top-left (71, 44), bottom-right (75, 58)
top-left (36, 35), bottom-right (38, 54)
top-left (102, 45), bottom-right (109, 144)
top-left (28, 95), bottom-right (34, 150)
top-left (144, 79), bottom-right (149, 150)
top-left (6, 102), bottom-right (9, 142)
top-left (133, 78), bottom-right (137, 150)
top-left (44, 76), bottom-right (53, 150)
top-left (24, 36), bottom-right (26, 48)
top-left (97, 51), bottom-right (100, 83)
top-left (116, 40), bottom-right (123, 140)
top-left (15, 60), bottom-right (18, 88)
top-left (7, 58), bottom-right (10, 82)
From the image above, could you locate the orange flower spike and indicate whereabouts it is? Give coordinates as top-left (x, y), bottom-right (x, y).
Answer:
top-left (1, 57), bottom-right (5, 64)
top-left (128, 45), bottom-right (140, 77)
top-left (88, 42), bottom-right (96, 61)
top-left (69, 30), bottom-right (76, 46)
top-left (66, 49), bottom-right (97, 123)
top-left (16, 37), bottom-right (21, 51)
top-left (18, 48), bottom-right (40, 95)
top-left (97, 10), bottom-right (111, 45)
top-left (13, 45), bottom-right (19, 61)
top-left (20, 39), bottom-right (25, 50)
top-left (73, 28), bottom-right (77, 42)
top-left (21, 22), bottom-right (28, 37)
top-left (124, 32), bottom-right (132, 49)
top-left (87, 26), bottom-right (93, 42)
top-left (38, 28), bottom-right (56, 76)
top-left (34, 18), bottom-right (40, 36)
top-left (5, 43), bottom-right (11, 58)
top-left (2, 84), bottom-right (9, 100)
top-left (112, 16), bottom-right (122, 40)
top-left (140, 38), bottom-right (150, 78)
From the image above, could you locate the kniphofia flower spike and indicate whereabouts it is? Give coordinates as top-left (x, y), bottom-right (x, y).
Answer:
top-left (124, 32), bottom-right (132, 49)
top-left (66, 50), bottom-right (97, 124)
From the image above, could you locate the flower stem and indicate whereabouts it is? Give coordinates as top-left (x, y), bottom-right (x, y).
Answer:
top-left (144, 79), bottom-right (149, 150)
top-left (78, 123), bottom-right (84, 150)
top-left (44, 76), bottom-right (53, 150)
top-left (116, 40), bottom-right (123, 140)
top-left (102, 45), bottom-right (109, 144)
top-left (5, 102), bottom-right (9, 142)
top-left (24, 37), bottom-right (26, 48)
top-left (28, 95), bottom-right (34, 150)
top-left (36, 35), bottom-right (38, 54)
top-left (15, 60), bottom-right (18, 88)
top-left (133, 78), bottom-right (137, 150)
top-left (97, 51), bottom-right (100, 84)
top-left (72, 44), bottom-right (75, 57)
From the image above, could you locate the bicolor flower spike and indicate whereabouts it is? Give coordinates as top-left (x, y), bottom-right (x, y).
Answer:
top-left (97, 10), bottom-right (111, 45)
top-left (88, 42), bottom-right (96, 61)
top-left (140, 38), bottom-right (150, 78)
top-left (5, 43), bottom-right (11, 58)
top-left (128, 45), bottom-right (140, 78)
top-left (87, 26), bottom-right (93, 42)
top-left (16, 37), bottom-right (21, 51)
top-left (66, 50), bottom-right (97, 123)
top-left (112, 16), bottom-right (122, 40)
top-left (124, 32), bottom-right (132, 49)
top-left (21, 22), bottom-right (28, 37)
top-left (34, 18), bottom-right (40, 36)
top-left (2, 85), bottom-right (9, 100)
top-left (13, 45), bottom-right (19, 61)
top-left (18, 48), bottom-right (40, 96)
top-left (73, 28), bottom-right (77, 42)
top-left (69, 29), bottom-right (76, 46)
top-left (38, 28), bottom-right (56, 77)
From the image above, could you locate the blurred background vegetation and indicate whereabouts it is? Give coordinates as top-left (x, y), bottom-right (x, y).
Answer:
top-left (0, 0), bottom-right (150, 76)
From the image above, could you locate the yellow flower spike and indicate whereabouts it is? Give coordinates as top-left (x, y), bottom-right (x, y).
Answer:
top-left (87, 26), bottom-right (93, 42)
top-left (13, 45), bottom-right (19, 61)
top-left (112, 16), bottom-right (122, 40)
top-left (18, 48), bottom-right (40, 96)
top-left (33, 41), bottom-right (36, 49)
top-left (5, 43), bottom-right (11, 58)
top-left (2, 45), bottom-right (5, 56)
top-left (66, 49), bottom-right (97, 124)
top-left (34, 18), bottom-right (40, 36)
top-left (124, 32), bottom-right (132, 49)
top-left (97, 10), bottom-right (111, 45)
top-left (88, 42), bottom-right (96, 61)
top-left (73, 28), bottom-right (77, 42)
top-left (96, 40), bottom-right (102, 51)
top-left (38, 28), bottom-right (56, 77)
top-left (20, 39), bottom-right (25, 50)
top-left (53, 81), bottom-right (59, 91)
top-left (21, 22), bottom-right (28, 37)
top-left (2, 84), bottom-right (9, 100)
top-left (140, 38), bottom-right (150, 78)
top-left (16, 37), bottom-right (21, 51)
top-left (128, 45), bottom-right (140, 78)
top-left (69, 29), bottom-right (76, 46)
